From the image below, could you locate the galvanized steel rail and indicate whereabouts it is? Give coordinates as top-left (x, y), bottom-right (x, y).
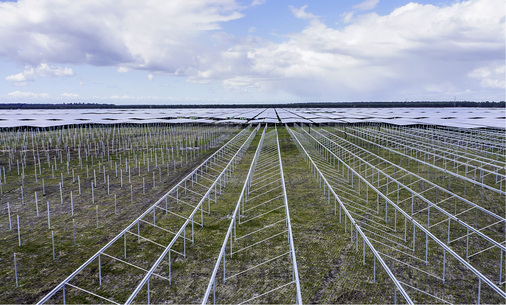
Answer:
top-left (288, 126), bottom-right (414, 304)
top-left (341, 126), bottom-right (505, 195)
top-left (123, 125), bottom-right (259, 304)
top-left (296, 124), bottom-right (506, 302)
top-left (202, 125), bottom-right (302, 304)
top-left (37, 125), bottom-right (257, 304)
top-left (346, 126), bottom-right (505, 185)
top-left (363, 125), bottom-right (505, 169)
top-left (315, 127), bottom-right (506, 284)
top-left (202, 125), bottom-right (268, 305)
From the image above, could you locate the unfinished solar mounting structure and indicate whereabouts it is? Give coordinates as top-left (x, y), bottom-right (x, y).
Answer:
top-left (0, 107), bottom-right (504, 304)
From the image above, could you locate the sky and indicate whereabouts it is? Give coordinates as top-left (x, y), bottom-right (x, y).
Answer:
top-left (0, 0), bottom-right (504, 105)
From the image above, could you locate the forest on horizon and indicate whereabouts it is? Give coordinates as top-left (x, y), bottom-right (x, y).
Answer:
top-left (0, 101), bottom-right (504, 110)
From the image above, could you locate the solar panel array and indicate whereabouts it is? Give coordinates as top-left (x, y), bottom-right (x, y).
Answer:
top-left (0, 107), bottom-right (504, 129)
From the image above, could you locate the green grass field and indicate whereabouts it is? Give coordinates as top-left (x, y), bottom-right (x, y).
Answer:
top-left (0, 124), bottom-right (504, 304)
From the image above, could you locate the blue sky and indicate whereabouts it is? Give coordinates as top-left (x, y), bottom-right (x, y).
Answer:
top-left (0, 0), bottom-right (504, 104)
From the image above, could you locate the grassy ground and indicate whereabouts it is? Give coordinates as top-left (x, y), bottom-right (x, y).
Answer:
top-left (0, 126), bottom-right (235, 303)
top-left (124, 127), bottom-right (393, 304)
top-left (288, 125), bottom-right (505, 304)
top-left (278, 128), bottom-right (394, 303)
top-left (319, 125), bottom-right (505, 290)
top-left (0, 125), bottom-right (503, 304)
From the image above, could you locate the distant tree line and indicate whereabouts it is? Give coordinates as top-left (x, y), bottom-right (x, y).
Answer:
top-left (0, 101), bottom-right (504, 109)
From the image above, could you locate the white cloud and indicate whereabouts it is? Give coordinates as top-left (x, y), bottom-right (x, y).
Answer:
top-left (289, 5), bottom-right (317, 20)
top-left (342, 11), bottom-right (355, 23)
top-left (5, 73), bottom-right (26, 82)
top-left (353, 0), bottom-right (380, 11)
top-left (194, 0), bottom-right (505, 99)
top-left (0, 0), bottom-right (503, 101)
top-left (7, 91), bottom-right (50, 99)
top-left (0, 0), bottom-right (243, 72)
top-left (5, 64), bottom-right (74, 82)
top-left (251, 0), bottom-right (266, 6)
top-left (343, 0), bottom-right (380, 23)
top-left (468, 63), bottom-right (506, 89)
top-left (61, 92), bottom-right (79, 98)
top-left (148, 73), bottom-right (154, 81)
top-left (110, 94), bottom-right (135, 99)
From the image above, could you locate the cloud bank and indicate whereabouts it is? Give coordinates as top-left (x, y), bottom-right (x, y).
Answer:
top-left (5, 64), bottom-right (73, 84)
top-left (193, 0), bottom-right (505, 99)
top-left (0, 0), bottom-right (242, 72)
top-left (7, 91), bottom-right (50, 99)
top-left (0, 0), bottom-right (504, 100)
